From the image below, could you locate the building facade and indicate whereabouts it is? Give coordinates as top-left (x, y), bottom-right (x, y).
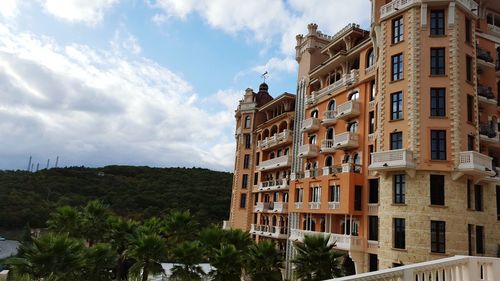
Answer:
top-left (228, 0), bottom-right (500, 277)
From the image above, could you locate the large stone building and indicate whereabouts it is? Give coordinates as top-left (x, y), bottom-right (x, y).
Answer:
top-left (228, 0), bottom-right (500, 277)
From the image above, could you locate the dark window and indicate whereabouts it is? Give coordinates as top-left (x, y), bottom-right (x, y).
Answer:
top-left (430, 88), bottom-right (446, 116)
top-left (476, 225), bottom-right (484, 254)
top-left (369, 254), bottom-right (378, 272)
top-left (354, 185), bottom-right (362, 211)
top-left (430, 175), bottom-right (445, 205)
top-left (243, 154), bottom-right (250, 169)
top-left (465, 18), bottom-right (471, 43)
top-left (240, 193), bottom-right (246, 208)
top-left (431, 130), bottom-right (446, 160)
top-left (392, 16), bottom-right (404, 44)
top-left (467, 95), bottom-right (474, 122)
top-left (369, 111), bottom-right (375, 134)
top-left (430, 10), bottom-right (445, 35)
top-left (369, 216), bottom-right (379, 241)
top-left (329, 185), bottom-right (340, 202)
top-left (369, 145), bottom-right (374, 165)
top-left (468, 135), bottom-right (475, 151)
top-left (467, 180), bottom-right (473, 209)
top-left (394, 174), bottom-right (405, 204)
top-left (391, 91), bottom-right (403, 120)
top-left (253, 172), bottom-right (258, 185)
top-left (466, 55), bottom-right (472, 81)
top-left (370, 80), bottom-right (376, 101)
top-left (468, 224), bottom-right (473, 255)
top-left (254, 194), bottom-right (258, 205)
top-left (244, 134), bottom-right (251, 149)
top-left (431, 220), bottom-right (446, 253)
top-left (497, 186), bottom-right (500, 220)
top-left (242, 174), bottom-right (248, 189)
top-left (390, 132), bottom-right (403, 150)
top-left (244, 116), bottom-right (251, 128)
top-left (369, 178), bottom-right (379, 203)
top-left (392, 53), bottom-right (404, 81)
top-left (430, 48), bottom-right (445, 75)
top-left (475, 184), bottom-right (483, 211)
top-left (393, 218), bottom-right (405, 249)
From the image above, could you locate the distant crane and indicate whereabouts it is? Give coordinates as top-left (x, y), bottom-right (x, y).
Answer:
top-left (55, 156), bottom-right (59, 168)
top-left (27, 156), bottom-right (32, 172)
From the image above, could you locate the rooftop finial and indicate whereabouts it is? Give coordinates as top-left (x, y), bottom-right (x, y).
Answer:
top-left (261, 71), bottom-right (268, 83)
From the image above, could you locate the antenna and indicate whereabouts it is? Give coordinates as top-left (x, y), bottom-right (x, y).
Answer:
top-left (55, 156), bottom-right (59, 168)
top-left (27, 156), bottom-right (32, 172)
top-left (261, 71), bottom-right (269, 82)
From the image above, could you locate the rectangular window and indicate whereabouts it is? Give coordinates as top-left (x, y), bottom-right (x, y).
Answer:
top-left (430, 10), bottom-right (445, 35)
top-left (430, 175), bottom-right (445, 205)
top-left (369, 178), bottom-right (379, 203)
top-left (468, 135), bottom-right (475, 151)
top-left (431, 130), bottom-right (447, 160)
top-left (467, 95), bottom-right (474, 122)
top-left (244, 134), bottom-right (251, 149)
top-left (465, 18), bottom-right (471, 43)
top-left (254, 194), bottom-right (258, 205)
top-left (310, 186), bottom-right (321, 202)
top-left (393, 218), bottom-right (406, 249)
top-left (240, 193), bottom-right (246, 208)
top-left (393, 174), bottom-right (406, 204)
top-left (476, 225), bottom-right (484, 254)
top-left (355, 185), bottom-right (362, 211)
top-left (255, 152), bottom-right (260, 166)
top-left (497, 186), bottom-right (500, 220)
top-left (467, 180), bottom-right (473, 209)
top-left (468, 224), bottom-right (474, 255)
top-left (369, 145), bottom-right (374, 165)
top-left (369, 254), bottom-right (378, 272)
top-left (369, 111), bottom-right (375, 134)
top-left (241, 174), bottom-right (248, 189)
top-left (392, 16), bottom-right (404, 44)
top-left (391, 91), bottom-right (403, 120)
top-left (253, 172), bottom-right (258, 185)
top-left (295, 188), bottom-right (303, 202)
top-left (475, 184), bottom-right (483, 211)
top-left (370, 80), bottom-right (376, 101)
top-left (391, 53), bottom-right (404, 81)
top-left (243, 154), bottom-right (250, 169)
top-left (369, 216), bottom-right (379, 241)
top-left (430, 88), bottom-right (446, 117)
top-left (390, 132), bottom-right (403, 150)
top-left (329, 185), bottom-right (340, 202)
top-left (466, 55), bottom-right (472, 82)
top-left (430, 48), bottom-right (445, 75)
top-left (431, 220), bottom-right (446, 253)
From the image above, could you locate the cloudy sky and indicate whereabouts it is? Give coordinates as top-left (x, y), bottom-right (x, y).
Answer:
top-left (0, 0), bottom-right (370, 171)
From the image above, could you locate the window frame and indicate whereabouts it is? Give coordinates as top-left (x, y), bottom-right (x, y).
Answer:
top-left (390, 131), bottom-right (403, 150)
top-left (430, 88), bottom-right (446, 117)
top-left (393, 174), bottom-right (406, 204)
top-left (430, 48), bottom-right (446, 75)
top-left (392, 16), bottom-right (404, 44)
top-left (240, 193), bottom-right (247, 208)
top-left (430, 130), bottom-right (447, 160)
top-left (430, 10), bottom-right (445, 36)
top-left (393, 218), bottom-right (406, 249)
top-left (391, 91), bottom-right (403, 120)
top-left (430, 175), bottom-right (445, 206)
top-left (391, 53), bottom-right (404, 81)
top-left (431, 220), bottom-right (446, 253)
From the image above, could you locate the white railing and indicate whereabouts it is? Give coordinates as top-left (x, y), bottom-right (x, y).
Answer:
top-left (258, 129), bottom-right (293, 149)
top-left (304, 168), bottom-right (319, 178)
top-left (328, 201), bottom-right (340, 209)
top-left (487, 24), bottom-right (500, 37)
top-left (328, 256), bottom-right (500, 281)
top-left (336, 100), bottom-right (360, 119)
top-left (322, 110), bottom-right (337, 125)
top-left (321, 139), bottom-right (336, 152)
top-left (298, 144), bottom-right (319, 158)
top-left (258, 178), bottom-right (289, 191)
top-left (380, 0), bottom-right (421, 20)
top-left (301, 118), bottom-right (320, 132)
top-left (289, 229), bottom-right (364, 251)
top-left (294, 202), bottom-right (302, 209)
top-left (369, 149), bottom-right (415, 171)
top-left (308, 70), bottom-right (359, 104)
top-left (367, 240), bottom-right (379, 249)
top-left (333, 132), bottom-right (359, 148)
top-left (273, 202), bottom-right (288, 213)
top-left (323, 165), bottom-right (343, 176)
top-left (456, 0), bottom-right (478, 15)
top-left (457, 151), bottom-right (494, 174)
top-left (365, 64), bottom-right (376, 74)
top-left (253, 202), bottom-right (271, 212)
top-left (368, 203), bottom-right (379, 214)
top-left (309, 202), bottom-right (321, 209)
top-left (258, 155), bottom-right (292, 171)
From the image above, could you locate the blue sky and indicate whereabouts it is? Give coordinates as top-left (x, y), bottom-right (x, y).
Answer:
top-left (0, 0), bottom-right (370, 171)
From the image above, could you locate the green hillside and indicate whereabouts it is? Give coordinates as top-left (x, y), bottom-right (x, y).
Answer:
top-left (0, 166), bottom-right (233, 229)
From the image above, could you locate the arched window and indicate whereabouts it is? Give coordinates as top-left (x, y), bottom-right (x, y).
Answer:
top-left (309, 135), bottom-right (317, 144)
top-left (271, 125), bottom-right (278, 135)
top-left (283, 192), bottom-right (289, 202)
top-left (326, 128), bottom-right (335, 139)
top-left (366, 48), bottom-right (375, 68)
top-left (327, 100), bottom-right (336, 111)
top-left (347, 121), bottom-right (358, 133)
top-left (311, 110), bottom-right (319, 118)
top-left (343, 153), bottom-right (351, 164)
top-left (348, 91), bottom-right (359, 101)
top-left (244, 116), bottom-right (251, 128)
top-left (353, 153), bottom-right (361, 173)
top-left (325, 156), bottom-right (333, 167)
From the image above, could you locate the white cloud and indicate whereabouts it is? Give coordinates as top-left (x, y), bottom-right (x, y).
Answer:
top-left (252, 57), bottom-right (297, 76)
top-left (0, 0), bottom-right (19, 19)
top-left (40, 0), bottom-right (119, 25)
top-left (111, 30), bottom-right (142, 55)
top-left (0, 25), bottom-right (236, 171)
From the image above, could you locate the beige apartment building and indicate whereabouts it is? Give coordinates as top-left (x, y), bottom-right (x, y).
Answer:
top-left (228, 0), bottom-right (500, 277)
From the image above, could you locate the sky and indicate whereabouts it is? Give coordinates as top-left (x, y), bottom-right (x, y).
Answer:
top-left (0, 0), bottom-right (370, 172)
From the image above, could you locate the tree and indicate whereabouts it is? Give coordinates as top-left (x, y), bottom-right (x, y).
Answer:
top-left (83, 243), bottom-right (117, 281)
top-left (128, 233), bottom-right (167, 281)
top-left (7, 233), bottom-right (85, 281)
top-left (208, 244), bottom-right (243, 281)
top-left (107, 216), bottom-right (139, 281)
top-left (81, 200), bottom-right (111, 246)
top-left (170, 241), bottom-right (205, 281)
top-left (163, 210), bottom-right (198, 243)
top-left (246, 240), bottom-right (283, 281)
top-left (46, 205), bottom-right (82, 238)
top-left (292, 235), bottom-right (343, 281)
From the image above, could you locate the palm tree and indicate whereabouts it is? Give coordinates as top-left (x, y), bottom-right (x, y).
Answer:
top-left (170, 241), bottom-right (205, 281)
top-left (246, 240), bottom-right (283, 281)
top-left (199, 226), bottom-right (225, 258)
top-left (46, 205), bottom-right (82, 238)
top-left (7, 233), bottom-right (85, 281)
top-left (83, 242), bottom-right (117, 281)
top-left (209, 244), bottom-right (243, 281)
top-left (128, 233), bottom-right (167, 281)
top-left (107, 216), bottom-right (139, 281)
top-left (163, 210), bottom-right (198, 243)
top-left (222, 229), bottom-right (253, 254)
top-left (81, 200), bottom-right (111, 246)
top-left (292, 235), bottom-right (343, 281)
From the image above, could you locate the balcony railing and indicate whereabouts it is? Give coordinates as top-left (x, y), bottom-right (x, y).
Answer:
top-left (328, 256), bottom-right (500, 281)
top-left (304, 168), bottom-right (319, 178)
top-left (301, 118), bottom-right (320, 133)
top-left (455, 151), bottom-right (495, 178)
top-left (307, 70), bottom-right (359, 105)
top-left (478, 85), bottom-right (494, 99)
top-left (365, 64), bottom-right (375, 75)
top-left (298, 144), bottom-right (319, 158)
top-left (369, 149), bottom-right (415, 172)
top-left (328, 201), bottom-right (340, 209)
top-left (253, 202), bottom-right (270, 212)
top-left (332, 132), bottom-right (359, 150)
top-left (257, 130), bottom-right (293, 150)
top-left (488, 24), bottom-right (500, 37)
top-left (258, 155), bottom-right (292, 171)
top-left (322, 165), bottom-right (343, 176)
top-left (368, 203), bottom-right (379, 214)
top-left (309, 202), bottom-right (321, 209)
top-left (250, 224), bottom-right (287, 239)
top-left (272, 202), bottom-right (288, 213)
top-left (336, 100), bottom-right (360, 120)
top-left (477, 47), bottom-right (494, 63)
top-left (289, 229), bottom-right (364, 251)
top-left (380, 0), bottom-right (420, 20)
top-left (294, 202), bottom-right (302, 209)
top-left (258, 178), bottom-right (289, 191)
top-left (320, 139), bottom-right (336, 153)
top-left (322, 110), bottom-right (337, 126)
top-left (479, 123), bottom-right (498, 141)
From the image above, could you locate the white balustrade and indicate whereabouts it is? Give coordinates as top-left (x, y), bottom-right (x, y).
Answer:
top-left (308, 70), bottom-right (359, 105)
top-left (380, 0), bottom-right (421, 20)
top-left (322, 110), bottom-right (337, 126)
top-left (369, 149), bottom-right (415, 171)
top-left (333, 132), bottom-right (359, 149)
top-left (336, 100), bottom-right (360, 120)
top-left (301, 118), bottom-right (320, 133)
top-left (298, 144), bottom-right (319, 158)
top-left (368, 203), bottom-right (379, 214)
top-left (258, 155), bottom-right (292, 171)
top-left (328, 201), bottom-right (340, 209)
top-left (457, 151), bottom-right (494, 176)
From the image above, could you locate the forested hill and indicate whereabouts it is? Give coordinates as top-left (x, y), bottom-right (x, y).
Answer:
top-left (0, 166), bottom-right (233, 229)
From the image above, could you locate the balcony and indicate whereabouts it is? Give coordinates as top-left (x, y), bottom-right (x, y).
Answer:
top-left (380, 0), bottom-right (420, 20)
top-left (328, 201), bottom-right (340, 209)
top-left (257, 130), bottom-right (293, 150)
top-left (307, 70), bottom-right (359, 105)
top-left (272, 202), bottom-right (288, 213)
top-left (453, 151), bottom-right (495, 180)
top-left (298, 144), bottom-right (319, 158)
top-left (336, 100), bottom-right (360, 120)
top-left (332, 132), bottom-right (359, 150)
top-left (322, 110), bottom-right (337, 126)
top-left (320, 139), bottom-right (336, 153)
top-left (477, 85), bottom-right (497, 106)
top-left (301, 118), bottom-right (320, 133)
top-left (258, 178), bottom-right (289, 191)
top-left (476, 47), bottom-right (494, 66)
top-left (479, 123), bottom-right (499, 142)
top-left (289, 229), bottom-right (364, 251)
top-left (487, 24), bottom-right (500, 37)
top-left (258, 155), bottom-right (291, 171)
top-left (254, 202), bottom-right (271, 213)
top-left (250, 224), bottom-right (287, 239)
top-left (368, 203), bottom-right (379, 215)
top-left (365, 64), bottom-right (375, 75)
top-left (309, 202), bottom-right (321, 209)
top-left (294, 202), bottom-right (302, 209)
top-left (304, 168), bottom-right (319, 178)
top-left (322, 165), bottom-right (343, 176)
top-left (369, 149), bottom-right (416, 173)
